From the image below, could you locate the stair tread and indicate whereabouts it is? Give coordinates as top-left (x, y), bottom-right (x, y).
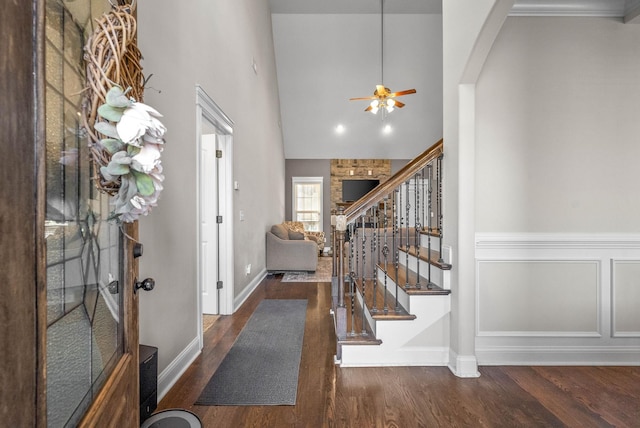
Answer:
top-left (379, 262), bottom-right (451, 296)
top-left (398, 245), bottom-right (452, 270)
top-left (355, 278), bottom-right (415, 320)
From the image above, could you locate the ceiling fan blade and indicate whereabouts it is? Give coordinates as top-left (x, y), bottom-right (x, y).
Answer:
top-left (364, 105), bottom-right (373, 112)
top-left (350, 96), bottom-right (376, 101)
top-left (389, 89), bottom-right (416, 97)
top-left (394, 100), bottom-right (405, 108)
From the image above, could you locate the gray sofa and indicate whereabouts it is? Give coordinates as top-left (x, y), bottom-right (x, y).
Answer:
top-left (266, 224), bottom-right (318, 272)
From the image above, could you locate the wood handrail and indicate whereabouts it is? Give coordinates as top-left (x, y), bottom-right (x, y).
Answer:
top-left (344, 139), bottom-right (443, 222)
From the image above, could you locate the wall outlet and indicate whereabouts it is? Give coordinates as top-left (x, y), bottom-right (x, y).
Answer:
top-left (246, 264), bottom-right (251, 275)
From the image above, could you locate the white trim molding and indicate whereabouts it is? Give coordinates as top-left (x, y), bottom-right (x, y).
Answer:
top-left (511, 0), bottom-right (629, 17)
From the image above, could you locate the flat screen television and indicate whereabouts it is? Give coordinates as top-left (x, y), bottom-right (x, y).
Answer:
top-left (342, 179), bottom-right (380, 202)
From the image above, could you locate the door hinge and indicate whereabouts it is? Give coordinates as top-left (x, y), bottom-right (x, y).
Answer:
top-left (216, 215), bottom-right (223, 224)
top-left (216, 280), bottom-right (223, 289)
top-left (216, 149), bottom-right (223, 158)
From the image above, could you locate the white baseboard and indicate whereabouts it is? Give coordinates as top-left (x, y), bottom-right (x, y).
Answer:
top-left (448, 350), bottom-right (480, 378)
top-left (157, 336), bottom-right (201, 402)
top-left (233, 268), bottom-right (267, 312)
top-left (477, 345), bottom-right (640, 366)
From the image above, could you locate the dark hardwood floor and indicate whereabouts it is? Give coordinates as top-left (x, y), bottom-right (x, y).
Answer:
top-left (158, 275), bottom-right (640, 427)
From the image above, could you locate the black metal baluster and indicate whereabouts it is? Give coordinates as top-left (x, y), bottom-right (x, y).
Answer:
top-left (348, 222), bottom-right (356, 336)
top-left (371, 206), bottom-right (379, 313)
top-left (437, 154), bottom-right (444, 264)
top-left (427, 164), bottom-right (434, 289)
top-left (361, 215), bottom-right (367, 335)
top-left (382, 196), bottom-right (389, 314)
top-left (393, 188), bottom-right (400, 312)
top-left (415, 172), bottom-right (422, 289)
top-left (405, 180), bottom-right (411, 289)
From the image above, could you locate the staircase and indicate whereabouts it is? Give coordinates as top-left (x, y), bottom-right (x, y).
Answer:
top-left (331, 140), bottom-right (452, 367)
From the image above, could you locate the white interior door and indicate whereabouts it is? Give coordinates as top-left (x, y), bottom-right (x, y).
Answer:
top-left (201, 134), bottom-right (219, 314)
top-left (197, 85), bottom-right (234, 327)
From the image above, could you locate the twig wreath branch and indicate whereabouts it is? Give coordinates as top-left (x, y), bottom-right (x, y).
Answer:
top-left (83, 2), bottom-right (166, 222)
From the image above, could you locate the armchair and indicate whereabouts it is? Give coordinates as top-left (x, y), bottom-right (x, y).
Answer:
top-left (283, 221), bottom-right (325, 254)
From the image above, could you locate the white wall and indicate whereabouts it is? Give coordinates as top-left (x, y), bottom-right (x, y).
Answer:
top-left (477, 17), bottom-right (640, 233)
top-left (474, 17), bottom-right (640, 364)
top-left (442, 0), bottom-right (504, 377)
top-left (136, 0), bottom-right (285, 375)
top-left (272, 13), bottom-right (443, 159)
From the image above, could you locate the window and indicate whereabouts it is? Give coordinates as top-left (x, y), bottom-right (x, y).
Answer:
top-left (292, 177), bottom-right (323, 232)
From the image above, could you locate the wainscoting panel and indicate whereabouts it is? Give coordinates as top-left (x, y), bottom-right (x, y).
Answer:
top-left (475, 234), bottom-right (640, 365)
top-left (611, 260), bottom-right (640, 337)
top-left (477, 260), bottom-right (599, 336)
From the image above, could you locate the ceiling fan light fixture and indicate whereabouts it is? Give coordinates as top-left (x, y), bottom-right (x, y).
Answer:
top-left (348, 0), bottom-right (416, 115)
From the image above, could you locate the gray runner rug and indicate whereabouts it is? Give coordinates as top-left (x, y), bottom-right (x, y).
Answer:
top-left (195, 299), bottom-right (308, 406)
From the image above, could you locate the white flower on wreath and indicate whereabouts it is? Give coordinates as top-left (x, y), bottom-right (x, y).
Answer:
top-left (117, 102), bottom-right (166, 147)
top-left (94, 85), bottom-right (166, 223)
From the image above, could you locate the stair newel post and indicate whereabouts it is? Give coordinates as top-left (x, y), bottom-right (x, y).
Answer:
top-left (331, 209), bottom-right (337, 278)
top-left (437, 154), bottom-right (444, 264)
top-left (382, 196), bottom-right (389, 314)
top-left (427, 164), bottom-right (434, 289)
top-left (405, 179), bottom-right (412, 289)
top-left (335, 207), bottom-right (347, 343)
top-left (414, 172), bottom-right (422, 289)
top-left (393, 188), bottom-right (400, 312)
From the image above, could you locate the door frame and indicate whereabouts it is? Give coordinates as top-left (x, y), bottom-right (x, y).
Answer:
top-left (0, 0), bottom-right (44, 424)
top-left (195, 85), bottom-right (234, 346)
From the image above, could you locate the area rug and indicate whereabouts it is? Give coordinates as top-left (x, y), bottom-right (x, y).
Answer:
top-left (281, 256), bottom-right (332, 283)
top-left (195, 299), bottom-right (308, 406)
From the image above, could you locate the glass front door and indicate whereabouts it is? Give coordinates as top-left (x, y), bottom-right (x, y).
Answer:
top-left (44, 1), bottom-right (124, 425)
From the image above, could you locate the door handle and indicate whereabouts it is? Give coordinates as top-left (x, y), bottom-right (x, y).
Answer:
top-left (135, 277), bottom-right (155, 293)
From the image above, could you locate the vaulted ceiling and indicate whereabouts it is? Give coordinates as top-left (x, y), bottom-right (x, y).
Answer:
top-left (269, 0), bottom-right (640, 160)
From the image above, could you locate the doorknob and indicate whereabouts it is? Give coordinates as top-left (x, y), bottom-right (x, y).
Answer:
top-left (135, 277), bottom-right (155, 293)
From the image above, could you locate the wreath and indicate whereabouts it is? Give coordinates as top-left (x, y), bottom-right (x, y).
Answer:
top-left (83, 3), bottom-right (165, 222)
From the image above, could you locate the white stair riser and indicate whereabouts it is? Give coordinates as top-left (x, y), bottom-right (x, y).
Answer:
top-left (403, 255), bottom-right (445, 288)
top-left (419, 234), bottom-right (440, 249)
top-left (375, 268), bottom-right (450, 312)
top-left (341, 295), bottom-right (451, 367)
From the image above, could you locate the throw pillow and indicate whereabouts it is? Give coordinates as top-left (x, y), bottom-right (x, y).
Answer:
top-left (271, 224), bottom-right (289, 240)
top-left (288, 230), bottom-right (305, 240)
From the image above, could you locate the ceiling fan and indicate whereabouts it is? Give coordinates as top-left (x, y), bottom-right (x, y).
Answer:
top-left (350, 85), bottom-right (416, 114)
top-left (349, 0), bottom-right (416, 114)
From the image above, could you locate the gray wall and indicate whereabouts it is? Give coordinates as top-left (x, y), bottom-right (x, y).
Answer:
top-left (285, 159), bottom-right (409, 236)
top-left (476, 17), bottom-right (640, 233)
top-left (137, 0), bottom-right (285, 373)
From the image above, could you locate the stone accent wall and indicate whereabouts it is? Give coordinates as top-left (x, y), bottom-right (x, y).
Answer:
top-left (330, 159), bottom-right (391, 210)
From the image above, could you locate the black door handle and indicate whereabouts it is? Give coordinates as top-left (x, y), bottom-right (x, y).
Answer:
top-left (135, 277), bottom-right (155, 293)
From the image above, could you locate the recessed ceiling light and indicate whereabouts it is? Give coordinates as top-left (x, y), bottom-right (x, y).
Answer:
top-left (383, 124), bottom-right (392, 134)
top-left (335, 124), bottom-right (345, 134)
